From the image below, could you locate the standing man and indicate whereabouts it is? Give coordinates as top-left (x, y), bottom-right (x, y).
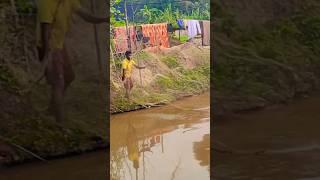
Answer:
top-left (36, 0), bottom-right (107, 122)
top-left (121, 51), bottom-right (145, 100)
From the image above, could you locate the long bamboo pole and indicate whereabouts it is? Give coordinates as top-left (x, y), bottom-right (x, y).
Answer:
top-left (124, 0), bottom-right (131, 50)
top-left (130, 0), bottom-right (143, 86)
top-left (0, 136), bottom-right (47, 162)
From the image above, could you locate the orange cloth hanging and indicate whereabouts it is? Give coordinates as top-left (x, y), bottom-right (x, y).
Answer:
top-left (141, 23), bottom-right (169, 48)
top-left (113, 26), bottom-right (137, 53)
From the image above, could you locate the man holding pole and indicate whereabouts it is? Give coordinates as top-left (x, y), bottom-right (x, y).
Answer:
top-left (36, 0), bottom-right (108, 122)
top-left (122, 51), bottom-right (145, 100)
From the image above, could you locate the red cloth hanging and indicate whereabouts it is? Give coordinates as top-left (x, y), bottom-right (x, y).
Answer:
top-left (113, 23), bottom-right (170, 54)
top-left (113, 26), bottom-right (137, 53)
top-left (141, 23), bottom-right (169, 48)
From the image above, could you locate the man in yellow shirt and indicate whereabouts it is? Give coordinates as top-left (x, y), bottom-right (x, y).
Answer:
top-left (36, 0), bottom-right (107, 122)
top-left (121, 51), bottom-right (145, 100)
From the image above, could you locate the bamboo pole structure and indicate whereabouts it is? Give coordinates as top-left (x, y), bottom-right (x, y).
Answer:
top-left (124, 0), bottom-right (131, 50)
top-left (129, 0), bottom-right (143, 86)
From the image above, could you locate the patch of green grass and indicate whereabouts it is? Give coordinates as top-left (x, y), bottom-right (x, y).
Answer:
top-left (146, 93), bottom-right (173, 103)
top-left (134, 51), bottom-right (152, 61)
top-left (155, 65), bottom-right (210, 93)
top-left (161, 55), bottom-right (180, 69)
top-left (172, 34), bottom-right (188, 43)
top-left (113, 95), bottom-right (138, 111)
top-left (132, 89), bottom-right (174, 104)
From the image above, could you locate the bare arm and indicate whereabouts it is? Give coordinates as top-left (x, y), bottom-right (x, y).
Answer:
top-left (134, 64), bottom-right (146, 69)
top-left (76, 8), bottom-right (107, 24)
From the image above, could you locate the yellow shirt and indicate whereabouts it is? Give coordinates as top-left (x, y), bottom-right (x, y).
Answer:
top-left (122, 59), bottom-right (136, 78)
top-left (128, 150), bottom-right (139, 162)
top-left (36, 0), bottom-right (81, 49)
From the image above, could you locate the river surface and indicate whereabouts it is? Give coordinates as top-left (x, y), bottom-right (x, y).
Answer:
top-left (0, 93), bottom-right (210, 180)
top-left (0, 151), bottom-right (107, 180)
top-left (110, 92), bottom-right (210, 180)
top-left (213, 95), bottom-right (320, 180)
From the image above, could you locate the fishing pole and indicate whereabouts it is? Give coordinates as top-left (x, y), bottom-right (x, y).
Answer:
top-left (0, 135), bottom-right (47, 162)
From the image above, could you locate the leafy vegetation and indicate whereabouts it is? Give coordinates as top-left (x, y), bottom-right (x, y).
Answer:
top-left (111, 0), bottom-right (210, 28)
top-left (15, 0), bottom-right (36, 14)
top-left (111, 0), bottom-right (125, 27)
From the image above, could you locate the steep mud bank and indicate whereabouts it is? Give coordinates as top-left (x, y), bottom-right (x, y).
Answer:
top-left (0, 1), bottom-right (107, 165)
top-left (110, 43), bottom-right (210, 113)
top-left (213, 1), bottom-right (320, 116)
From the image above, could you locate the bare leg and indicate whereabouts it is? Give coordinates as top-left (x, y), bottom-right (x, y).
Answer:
top-left (124, 78), bottom-right (130, 100)
top-left (127, 78), bottom-right (134, 101)
top-left (129, 78), bottom-right (133, 91)
top-left (52, 77), bottom-right (65, 122)
top-left (129, 78), bottom-right (134, 99)
top-left (47, 50), bottom-right (65, 122)
top-left (62, 46), bottom-right (75, 94)
top-left (47, 92), bottom-right (54, 115)
top-left (125, 88), bottom-right (130, 100)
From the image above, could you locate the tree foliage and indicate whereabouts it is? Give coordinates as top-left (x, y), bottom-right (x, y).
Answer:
top-left (111, 0), bottom-right (210, 26)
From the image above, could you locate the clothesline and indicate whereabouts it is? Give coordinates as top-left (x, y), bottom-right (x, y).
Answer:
top-left (112, 23), bottom-right (169, 53)
top-left (111, 19), bottom-right (210, 53)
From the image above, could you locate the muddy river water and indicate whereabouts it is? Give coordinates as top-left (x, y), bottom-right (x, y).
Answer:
top-left (0, 93), bottom-right (210, 180)
top-left (4, 91), bottom-right (320, 180)
top-left (111, 93), bottom-right (210, 180)
top-left (0, 150), bottom-right (107, 180)
top-left (213, 94), bottom-right (320, 180)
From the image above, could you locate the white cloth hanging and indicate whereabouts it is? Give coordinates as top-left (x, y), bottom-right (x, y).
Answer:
top-left (187, 20), bottom-right (201, 39)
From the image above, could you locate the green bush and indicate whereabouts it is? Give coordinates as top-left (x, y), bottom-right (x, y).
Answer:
top-left (156, 75), bottom-right (174, 89)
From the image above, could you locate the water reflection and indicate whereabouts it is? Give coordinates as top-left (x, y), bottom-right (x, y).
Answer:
top-left (0, 151), bottom-right (107, 180)
top-left (194, 134), bottom-right (210, 169)
top-left (111, 93), bottom-right (210, 180)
